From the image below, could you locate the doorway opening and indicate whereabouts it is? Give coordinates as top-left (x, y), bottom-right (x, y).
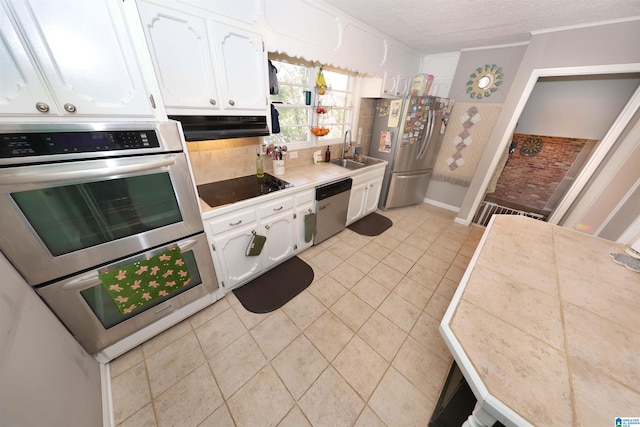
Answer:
top-left (472, 73), bottom-right (640, 226)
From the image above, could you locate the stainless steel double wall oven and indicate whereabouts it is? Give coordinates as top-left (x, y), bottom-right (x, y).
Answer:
top-left (0, 122), bottom-right (218, 354)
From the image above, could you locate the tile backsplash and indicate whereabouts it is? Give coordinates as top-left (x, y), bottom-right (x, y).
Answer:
top-left (187, 101), bottom-right (378, 185)
top-left (187, 138), bottom-right (343, 185)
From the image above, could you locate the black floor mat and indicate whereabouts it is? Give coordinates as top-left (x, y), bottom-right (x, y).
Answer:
top-left (233, 256), bottom-right (314, 313)
top-left (347, 212), bottom-right (393, 236)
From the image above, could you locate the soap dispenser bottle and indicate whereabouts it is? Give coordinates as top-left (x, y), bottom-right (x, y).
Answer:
top-left (256, 150), bottom-right (264, 178)
top-left (324, 146), bottom-right (331, 162)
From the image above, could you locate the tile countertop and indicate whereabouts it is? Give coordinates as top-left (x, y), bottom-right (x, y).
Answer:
top-left (440, 215), bottom-right (640, 427)
top-left (198, 160), bottom-right (387, 218)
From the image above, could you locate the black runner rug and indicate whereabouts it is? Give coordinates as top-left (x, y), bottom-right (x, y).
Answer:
top-left (348, 212), bottom-right (393, 237)
top-left (233, 256), bottom-right (314, 313)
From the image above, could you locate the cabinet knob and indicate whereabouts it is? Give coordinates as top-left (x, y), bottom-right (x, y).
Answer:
top-left (35, 102), bottom-right (49, 113)
top-left (228, 100), bottom-right (235, 106)
top-left (64, 103), bottom-right (77, 113)
top-left (209, 99), bottom-right (217, 106)
top-left (265, 224), bottom-right (270, 230)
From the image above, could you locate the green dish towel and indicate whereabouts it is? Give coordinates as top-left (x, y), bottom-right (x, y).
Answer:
top-left (99, 247), bottom-right (191, 314)
top-left (304, 213), bottom-right (316, 243)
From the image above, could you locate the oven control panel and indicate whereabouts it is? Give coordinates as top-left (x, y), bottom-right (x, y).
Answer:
top-left (0, 130), bottom-right (161, 158)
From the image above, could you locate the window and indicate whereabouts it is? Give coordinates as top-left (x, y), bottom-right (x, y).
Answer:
top-left (267, 59), bottom-right (354, 149)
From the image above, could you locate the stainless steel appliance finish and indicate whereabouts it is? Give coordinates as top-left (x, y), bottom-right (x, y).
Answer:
top-left (367, 96), bottom-right (453, 210)
top-left (0, 122), bottom-right (197, 285)
top-left (0, 121), bottom-right (219, 354)
top-left (37, 233), bottom-right (216, 354)
top-left (314, 178), bottom-right (352, 244)
top-left (0, 152), bottom-right (204, 285)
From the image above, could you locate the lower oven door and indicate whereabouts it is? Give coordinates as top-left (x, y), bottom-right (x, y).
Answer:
top-left (36, 233), bottom-right (218, 354)
top-left (0, 152), bottom-right (203, 285)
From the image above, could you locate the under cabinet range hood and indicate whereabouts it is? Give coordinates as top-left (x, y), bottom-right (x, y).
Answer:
top-left (169, 115), bottom-right (270, 141)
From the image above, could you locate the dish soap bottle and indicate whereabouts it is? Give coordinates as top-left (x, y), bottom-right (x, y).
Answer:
top-left (256, 150), bottom-right (264, 178)
top-left (324, 146), bottom-right (331, 162)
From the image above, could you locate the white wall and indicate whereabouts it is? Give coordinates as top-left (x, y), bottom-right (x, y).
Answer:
top-left (0, 254), bottom-right (103, 426)
top-left (517, 75), bottom-right (640, 139)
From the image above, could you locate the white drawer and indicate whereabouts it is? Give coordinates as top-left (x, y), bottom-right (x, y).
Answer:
top-left (294, 189), bottom-right (315, 205)
top-left (206, 207), bottom-right (256, 235)
top-left (258, 195), bottom-right (294, 219)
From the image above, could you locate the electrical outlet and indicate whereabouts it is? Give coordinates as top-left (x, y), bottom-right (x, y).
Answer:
top-left (289, 151), bottom-right (298, 159)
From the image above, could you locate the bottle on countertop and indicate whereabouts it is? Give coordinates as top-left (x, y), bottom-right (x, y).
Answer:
top-left (256, 150), bottom-right (264, 178)
top-left (324, 146), bottom-right (331, 162)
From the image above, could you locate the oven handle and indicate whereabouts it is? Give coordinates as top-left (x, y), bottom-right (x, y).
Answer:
top-left (59, 238), bottom-right (199, 291)
top-left (1, 158), bottom-right (176, 185)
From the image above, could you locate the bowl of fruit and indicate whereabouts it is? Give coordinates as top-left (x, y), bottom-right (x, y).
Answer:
top-left (311, 127), bottom-right (330, 136)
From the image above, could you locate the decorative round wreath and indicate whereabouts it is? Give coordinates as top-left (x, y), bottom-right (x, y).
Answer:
top-left (466, 64), bottom-right (504, 99)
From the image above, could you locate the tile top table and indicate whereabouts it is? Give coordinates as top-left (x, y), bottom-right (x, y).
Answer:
top-left (440, 215), bottom-right (640, 427)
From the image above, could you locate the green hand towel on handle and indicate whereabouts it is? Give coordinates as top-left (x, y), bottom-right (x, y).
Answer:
top-left (304, 213), bottom-right (316, 243)
top-left (246, 231), bottom-right (267, 256)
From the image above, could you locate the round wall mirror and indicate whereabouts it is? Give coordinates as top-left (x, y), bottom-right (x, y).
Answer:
top-left (466, 64), bottom-right (504, 99)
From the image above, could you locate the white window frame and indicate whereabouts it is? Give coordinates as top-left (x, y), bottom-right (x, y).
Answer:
top-left (267, 60), bottom-right (355, 151)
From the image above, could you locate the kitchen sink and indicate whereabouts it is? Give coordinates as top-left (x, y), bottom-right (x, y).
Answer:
top-left (330, 156), bottom-right (384, 170)
top-left (330, 158), bottom-right (365, 170)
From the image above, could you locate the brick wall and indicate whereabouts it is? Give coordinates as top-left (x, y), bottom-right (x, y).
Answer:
top-left (490, 134), bottom-right (589, 210)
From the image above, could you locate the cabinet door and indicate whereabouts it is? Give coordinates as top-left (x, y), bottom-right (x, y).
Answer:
top-left (381, 71), bottom-right (399, 97)
top-left (260, 210), bottom-right (295, 268)
top-left (137, 2), bottom-right (220, 113)
top-left (364, 177), bottom-right (383, 215)
top-left (8, 0), bottom-right (153, 117)
top-left (0, 3), bottom-right (59, 116)
top-left (210, 222), bottom-right (262, 290)
top-left (396, 74), bottom-right (411, 97)
top-left (213, 21), bottom-right (267, 111)
top-left (346, 182), bottom-right (368, 225)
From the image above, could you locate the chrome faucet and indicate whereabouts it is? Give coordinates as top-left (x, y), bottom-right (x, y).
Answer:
top-left (342, 130), bottom-right (351, 159)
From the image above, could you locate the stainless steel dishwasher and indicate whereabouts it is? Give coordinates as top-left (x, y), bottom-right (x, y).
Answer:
top-left (314, 178), bottom-right (352, 244)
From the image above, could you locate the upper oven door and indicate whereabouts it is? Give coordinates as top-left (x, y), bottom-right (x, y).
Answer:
top-left (0, 152), bottom-right (203, 285)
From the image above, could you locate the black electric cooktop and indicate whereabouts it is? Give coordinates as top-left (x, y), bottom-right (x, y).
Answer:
top-left (197, 173), bottom-right (293, 208)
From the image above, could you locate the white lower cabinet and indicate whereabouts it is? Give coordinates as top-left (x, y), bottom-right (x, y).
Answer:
top-left (258, 196), bottom-right (295, 269)
top-left (205, 206), bottom-right (261, 291)
top-left (346, 168), bottom-right (384, 225)
top-left (204, 193), bottom-right (300, 292)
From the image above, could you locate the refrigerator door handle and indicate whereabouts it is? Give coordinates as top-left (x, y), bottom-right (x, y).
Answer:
top-left (418, 110), bottom-right (436, 160)
top-left (417, 109), bottom-right (432, 160)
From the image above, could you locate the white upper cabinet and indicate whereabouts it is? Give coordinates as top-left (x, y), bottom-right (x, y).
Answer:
top-left (212, 21), bottom-right (267, 112)
top-left (0, 0), bottom-right (158, 120)
top-left (136, 0), bottom-right (268, 116)
top-left (136, 2), bottom-right (220, 112)
top-left (0, 3), bottom-right (56, 116)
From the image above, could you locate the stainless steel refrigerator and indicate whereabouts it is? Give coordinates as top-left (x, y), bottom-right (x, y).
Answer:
top-left (367, 96), bottom-right (454, 210)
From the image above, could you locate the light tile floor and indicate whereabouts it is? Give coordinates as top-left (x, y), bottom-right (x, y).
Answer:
top-left (110, 204), bottom-right (484, 427)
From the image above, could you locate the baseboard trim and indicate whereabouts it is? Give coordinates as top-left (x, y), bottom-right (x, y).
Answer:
top-left (424, 197), bottom-right (460, 213)
top-left (101, 363), bottom-right (115, 427)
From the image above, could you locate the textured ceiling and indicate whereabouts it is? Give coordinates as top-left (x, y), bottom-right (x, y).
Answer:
top-left (321, 0), bottom-right (640, 54)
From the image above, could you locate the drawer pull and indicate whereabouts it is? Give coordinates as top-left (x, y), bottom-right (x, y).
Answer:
top-left (229, 220), bottom-right (242, 226)
top-left (273, 206), bottom-right (284, 211)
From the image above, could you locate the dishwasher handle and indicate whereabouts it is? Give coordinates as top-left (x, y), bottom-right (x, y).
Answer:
top-left (315, 178), bottom-right (352, 201)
